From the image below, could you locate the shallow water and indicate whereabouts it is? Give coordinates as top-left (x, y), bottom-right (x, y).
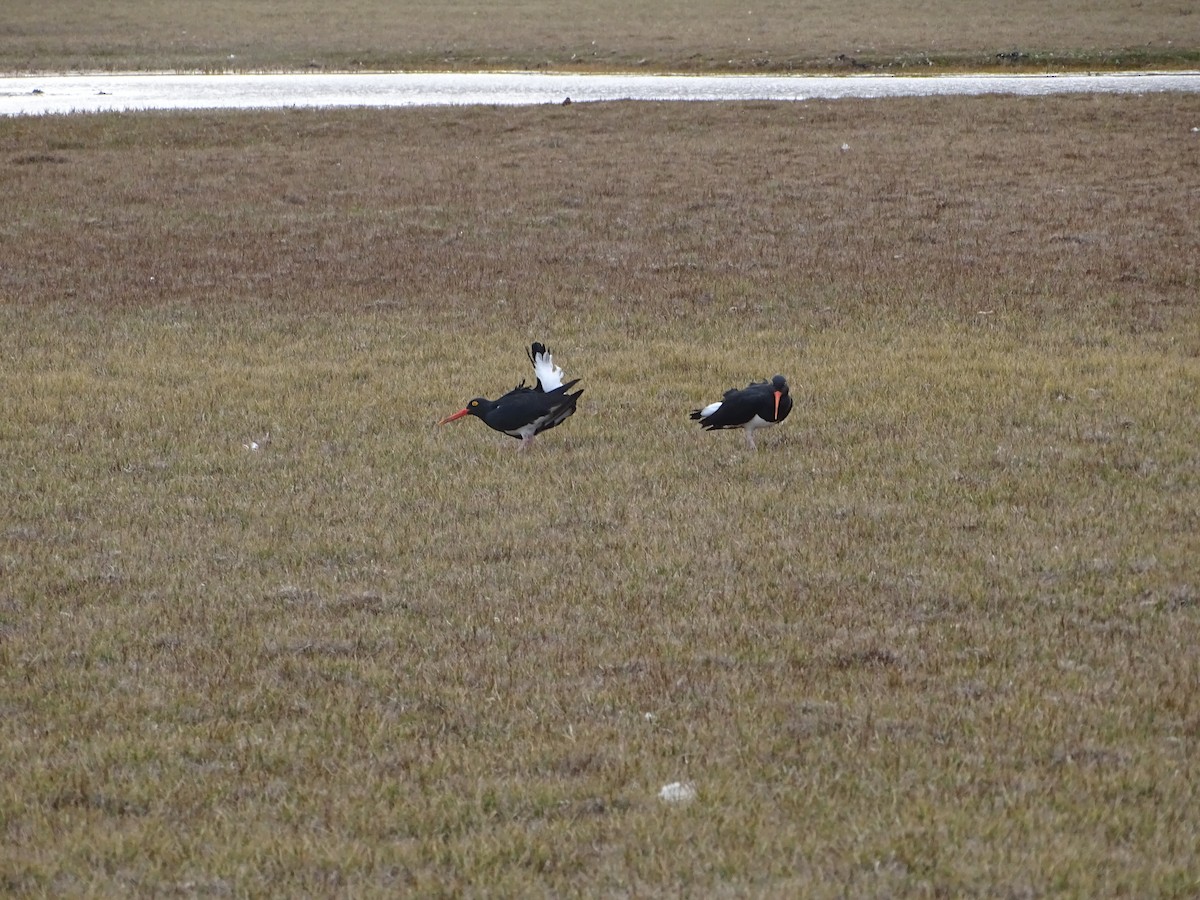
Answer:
top-left (2, 71), bottom-right (1198, 117)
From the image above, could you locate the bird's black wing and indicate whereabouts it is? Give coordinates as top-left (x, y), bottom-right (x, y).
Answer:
top-left (484, 379), bottom-right (582, 436)
top-left (692, 382), bottom-right (768, 429)
top-left (531, 380), bottom-right (583, 434)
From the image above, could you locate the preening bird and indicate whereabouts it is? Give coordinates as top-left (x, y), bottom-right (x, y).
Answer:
top-left (690, 374), bottom-right (793, 449)
top-left (437, 342), bottom-right (583, 450)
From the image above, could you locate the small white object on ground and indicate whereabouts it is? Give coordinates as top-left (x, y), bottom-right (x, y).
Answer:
top-left (243, 431), bottom-right (271, 451)
top-left (658, 781), bottom-right (697, 804)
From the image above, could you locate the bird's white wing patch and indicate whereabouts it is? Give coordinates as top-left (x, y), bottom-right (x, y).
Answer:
top-left (700, 401), bottom-right (722, 418)
top-left (531, 347), bottom-right (565, 391)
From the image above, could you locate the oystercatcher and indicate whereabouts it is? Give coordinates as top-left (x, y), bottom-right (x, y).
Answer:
top-left (690, 374), bottom-right (793, 449)
top-left (437, 343), bottom-right (583, 450)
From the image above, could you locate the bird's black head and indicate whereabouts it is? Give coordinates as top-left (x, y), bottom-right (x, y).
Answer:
top-left (768, 375), bottom-right (790, 422)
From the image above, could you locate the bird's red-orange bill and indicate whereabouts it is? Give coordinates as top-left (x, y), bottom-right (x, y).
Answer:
top-left (437, 409), bottom-right (469, 425)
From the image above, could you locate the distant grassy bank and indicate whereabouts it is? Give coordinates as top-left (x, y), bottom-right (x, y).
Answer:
top-left (2, 94), bottom-right (1198, 894)
top-left (3, 0), bottom-right (1199, 74)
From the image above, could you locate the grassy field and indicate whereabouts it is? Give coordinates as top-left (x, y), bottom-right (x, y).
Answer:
top-left (3, 85), bottom-right (1200, 898)
top-left (3, 0), bottom-right (1200, 74)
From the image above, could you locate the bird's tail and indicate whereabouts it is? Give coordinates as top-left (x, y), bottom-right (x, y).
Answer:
top-left (528, 342), bottom-right (565, 392)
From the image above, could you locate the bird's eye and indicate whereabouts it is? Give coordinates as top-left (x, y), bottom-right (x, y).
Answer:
top-left (469, 400), bottom-right (479, 407)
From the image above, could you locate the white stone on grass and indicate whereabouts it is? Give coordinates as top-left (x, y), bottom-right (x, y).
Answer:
top-left (658, 781), bottom-right (697, 804)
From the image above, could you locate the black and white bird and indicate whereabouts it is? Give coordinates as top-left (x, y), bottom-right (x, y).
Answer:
top-left (690, 374), bottom-right (793, 449)
top-left (437, 343), bottom-right (583, 451)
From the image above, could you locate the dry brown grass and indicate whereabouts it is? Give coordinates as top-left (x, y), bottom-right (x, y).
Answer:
top-left (3, 0), bottom-right (1199, 74)
top-left (4, 95), bottom-right (1198, 330)
top-left (1, 95), bottom-right (1199, 895)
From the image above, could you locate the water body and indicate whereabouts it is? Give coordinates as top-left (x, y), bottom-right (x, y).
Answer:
top-left (2, 71), bottom-right (1198, 117)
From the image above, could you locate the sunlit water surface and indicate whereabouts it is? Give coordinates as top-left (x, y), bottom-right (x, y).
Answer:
top-left (2, 71), bottom-right (1199, 116)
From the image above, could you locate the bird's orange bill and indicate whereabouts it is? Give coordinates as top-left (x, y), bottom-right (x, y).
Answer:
top-left (437, 408), bottom-right (469, 425)
top-left (773, 390), bottom-right (782, 420)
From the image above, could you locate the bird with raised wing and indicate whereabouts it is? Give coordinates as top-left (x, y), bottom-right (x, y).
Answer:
top-left (690, 374), bottom-right (792, 449)
top-left (437, 343), bottom-right (583, 451)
